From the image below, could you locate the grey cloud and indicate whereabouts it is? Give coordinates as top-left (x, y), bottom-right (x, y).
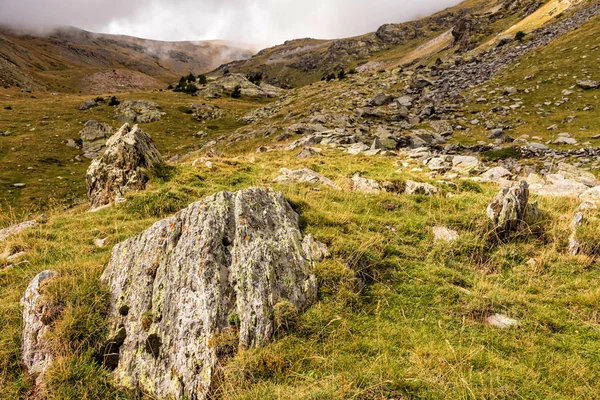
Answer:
top-left (0, 0), bottom-right (462, 46)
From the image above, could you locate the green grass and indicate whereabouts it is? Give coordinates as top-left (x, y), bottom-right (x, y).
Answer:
top-left (2, 5), bottom-right (600, 399)
top-left (1, 145), bottom-right (600, 399)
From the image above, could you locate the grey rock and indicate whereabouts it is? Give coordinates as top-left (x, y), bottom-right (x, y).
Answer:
top-left (405, 180), bottom-right (439, 196)
top-left (79, 98), bottom-right (104, 110)
top-left (0, 220), bottom-right (36, 242)
top-left (576, 80), bottom-right (599, 90)
top-left (113, 100), bottom-right (165, 124)
top-left (480, 166), bottom-right (512, 185)
top-left (452, 155), bottom-right (479, 172)
top-left (86, 124), bottom-right (163, 208)
top-left (80, 120), bottom-right (114, 159)
top-left (21, 270), bottom-right (59, 383)
top-left (273, 168), bottom-right (340, 189)
top-left (352, 174), bottom-right (381, 194)
top-left (191, 103), bottom-right (225, 121)
top-left (101, 188), bottom-right (320, 400)
top-left (368, 92), bottom-right (394, 107)
top-left (297, 147), bottom-right (322, 159)
top-left (486, 181), bottom-right (530, 232)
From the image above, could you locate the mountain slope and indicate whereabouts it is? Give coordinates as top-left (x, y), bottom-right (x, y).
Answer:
top-left (0, 26), bottom-right (257, 93)
top-left (210, 0), bottom-right (552, 88)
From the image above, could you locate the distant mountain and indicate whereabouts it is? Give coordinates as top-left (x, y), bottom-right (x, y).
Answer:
top-left (0, 26), bottom-right (257, 93)
top-left (210, 0), bottom-right (552, 88)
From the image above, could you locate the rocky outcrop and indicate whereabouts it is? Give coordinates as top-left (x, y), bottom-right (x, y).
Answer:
top-left (21, 270), bottom-right (59, 383)
top-left (352, 174), bottom-right (381, 194)
top-left (113, 100), bottom-right (165, 124)
top-left (86, 124), bottom-right (162, 208)
top-left (0, 220), bottom-right (36, 242)
top-left (191, 103), bottom-right (225, 121)
top-left (101, 188), bottom-right (322, 399)
top-left (487, 181), bottom-right (535, 233)
top-left (80, 120), bottom-right (114, 159)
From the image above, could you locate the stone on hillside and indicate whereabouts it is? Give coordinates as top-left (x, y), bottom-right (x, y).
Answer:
top-left (553, 137), bottom-right (577, 145)
top-left (529, 175), bottom-right (588, 197)
top-left (496, 35), bottom-right (514, 47)
top-left (273, 168), bottom-right (340, 189)
top-left (480, 166), bottom-right (512, 185)
top-left (191, 103), bottom-right (225, 121)
top-left (405, 180), bottom-right (439, 196)
top-left (86, 124), bottom-right (163, 208)
top-left (21, 270), bottom-right (59, 383)
top-left (0, 220), bottom-right (36, 242)
top-left (100, 188), bottom-right (320, 400)
top-left (80, 120), bottom-right (114, 159)
top-left (425, 156), bottom-right (452, 171)
top-left (407, 129), bottom-right (446, 148)
top-left (526, 143), bottom-right (549, 152)
top-left (297, 147), bottom-right (322, 159)
top-left (487, 181), bottom-right (530, 232)
top-left (452, 155), bottom-right (479, 172)
top-left (113, 100), bottom-right (165, 124)
top-left (352, 174), bottom-right (381, 194)
top-left (429, 120), bottom-right (453, 136)
top-left (368, 92), bottom-right (394, 107)
top-left (79, 98), bottom-right (104, 110)
top-left (485, 313), bottom-right (518, 329)
top-left (579, 186), bottom-right (600, 202)
top-left (285, 123), bottom-right (321, 136)
top-left (347, 143), bottom-right (370, 155)
top-left (557, 163), bottom-right (598, 187)
top-left (433, 226), bottom-right (459, 242)
top-left (576, 80), bottom-right (599, 90)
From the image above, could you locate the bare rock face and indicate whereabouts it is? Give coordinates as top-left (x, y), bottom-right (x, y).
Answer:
top-left (191, 103), bottom-right (225, 122)
top-left (101, 188), bottom-right (321, 399)
top-left (86, 124), bottom-right (162, 208)
top-left (80, 120), bottom-right (114, 159)
top-left (21, 270), bottom-right (59, 383)
top-left (487, 181), bottom-right (532, 233)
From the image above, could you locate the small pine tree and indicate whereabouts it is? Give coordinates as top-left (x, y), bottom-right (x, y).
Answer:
top-left (183, 83), bottom-right (198, 94)
top-left (326, 73), bottom-right (336, 81)
top-left (231, 85), bottom-right (242, 99)
top-left (515, 31), bottom-right (526, 42)
top-left (186, 73), bottom-right (196, 83)
top-left (108, 96), bottom-right (120, 106)
top-left (337, 70), bottom-right (346, 80)
top-left (198, 75), bottom-right (207, 85)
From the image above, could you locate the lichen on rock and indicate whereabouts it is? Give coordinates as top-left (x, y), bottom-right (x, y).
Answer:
top-left (21, 270), bottom-right (59, 384)
top-left (101, 187), bottom-right (322, 399)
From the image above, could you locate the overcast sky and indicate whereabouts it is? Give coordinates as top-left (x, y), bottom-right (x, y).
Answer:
top-left (0, 0), bottom-right (462, 46)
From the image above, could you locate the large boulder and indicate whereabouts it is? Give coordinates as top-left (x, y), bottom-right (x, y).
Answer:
top-left (487, 181), bottom-right (535, 233)
top-left (80, 120), bottom-right (114, 159)
top-left (21, 270), bottom-right (59, 384)
top-left (100, 188), bottom-right (321, 399)
top-left (86, 124), bottom-right (162, 208)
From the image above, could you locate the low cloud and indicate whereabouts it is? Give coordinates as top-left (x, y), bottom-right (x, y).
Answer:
top-left (0, 0), bottom-right (462, 46)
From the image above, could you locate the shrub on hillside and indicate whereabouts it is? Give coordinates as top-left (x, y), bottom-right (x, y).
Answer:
top-left (231, 85), bottom-right (242, 99)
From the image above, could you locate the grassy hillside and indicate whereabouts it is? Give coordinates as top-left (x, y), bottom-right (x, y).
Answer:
top-left (1, 1), bottom-right (600, 399)
top-left (0, 27), bottom-right (256, 93)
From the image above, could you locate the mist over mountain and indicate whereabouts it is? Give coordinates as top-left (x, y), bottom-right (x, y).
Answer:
top-left (0, 0), bottom-right (462, 46)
